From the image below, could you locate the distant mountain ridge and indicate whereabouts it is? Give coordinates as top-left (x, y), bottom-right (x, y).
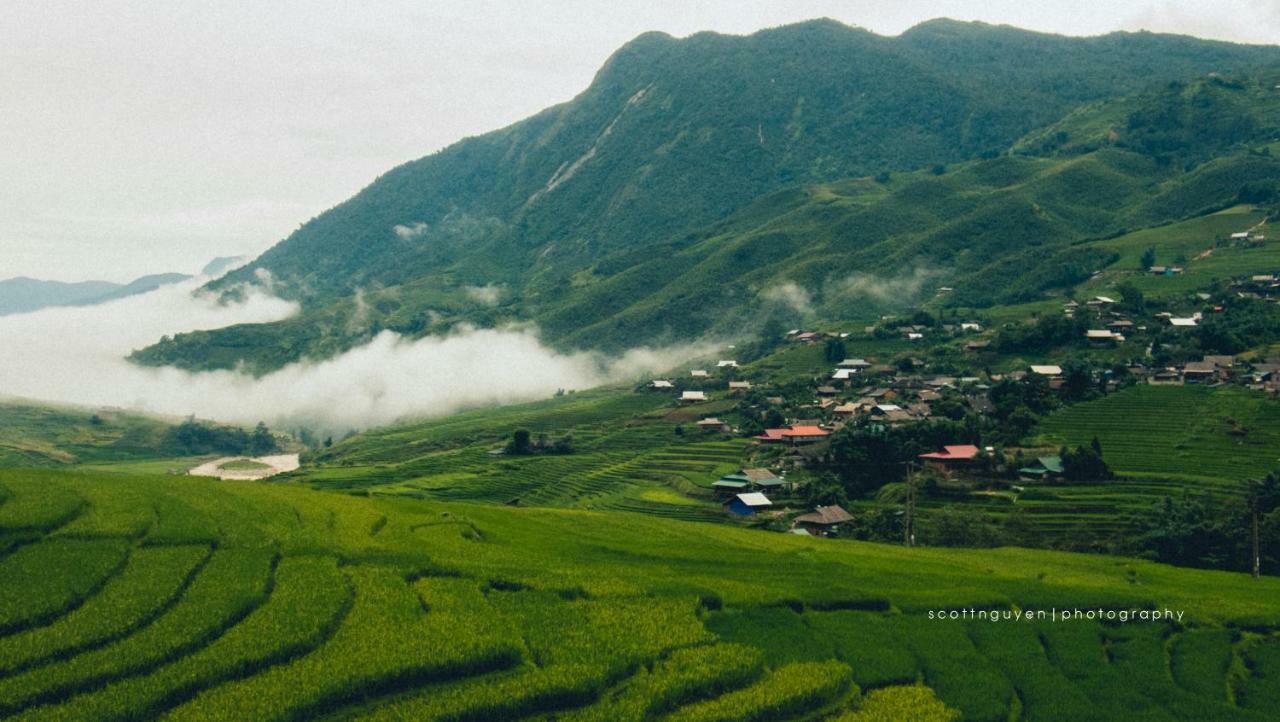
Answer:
top-left (0, 272), bottom-right (190, 316)
top-left (131, 18), bottom-right (1280, 372)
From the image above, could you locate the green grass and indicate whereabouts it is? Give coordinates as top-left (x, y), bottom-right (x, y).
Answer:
top-left (0, 402), bottom-right (176, 467)
top-left (0, 469), bottom-right (1277, 720)
top-left (216, 459), bottom-right (272, 471)
top-left (297, 388), bottom-right (746, 523)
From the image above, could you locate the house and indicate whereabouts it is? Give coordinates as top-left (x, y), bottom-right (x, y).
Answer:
top-left (833, 402), bottom-right (860, 417)
top-left (1168, 317), bottom-right (1198, 328)
top-left (756, 428), bottom-right (788, 443)
top-left (1231, 231), bottom-right (1250, 240)
top-left (1149, 368), bottom-right (1182, 385)
top-left (919, 445), bottom-right (981, 470)
top-left (742, 468), bottom-right (786, 491)
top-left (816, 386), bottom-right (839, 397)
top-left (781, 426), bottom-right (830, 445)
top-left (728, 381), bottom-right (752, 393)
top-left (712, 474), bottom-right (751, 495)
top-left (793, 505), bottom-right (854, 536)
top-left (690, 370), bottom-right (709, 378)
top-left (1086, 329), bottom-right (1123, 345)
top-left (1181, 361), bottom-right (1219, 384)
top-left (725, 492), bottom-right (772, 516)
top-left (1029, 365), bottom-right (1063, 377)
top-left (831, 369), bottom-right (856, 381)
top-left (717, 360), bottom-right (739, 368)
top-left (960, 322), bottom-right (982, 332)
top-left (969, 395), bottom-right (995, 414)
top-left (680, 391), bottom-right (708, 403)
top-left (650, 380), bottom-right (674, 389)
top-left (1203, 355), bottom-right (1235, 368)
top-left (837, 358), bottom-right (871, 370)
top-left (965, 340), bottom-right (991, 351)
top-left (795, 332), bottom-right (821, 343)
top-left (1107, 320), bottom-right (1134, 332)
top-left (1018, 455), bottom-right (1063, 480)
top-left (696, 417), bottom-right (731, 433)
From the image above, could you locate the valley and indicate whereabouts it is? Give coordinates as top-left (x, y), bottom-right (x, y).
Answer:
top-left (2, 14), bottom-right (1279, 721)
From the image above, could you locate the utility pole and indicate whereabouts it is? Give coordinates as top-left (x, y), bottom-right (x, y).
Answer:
top-left (1247, 479), bottom-right (1262, 580)
top-left (1252, 485), bottom-right (1262, 580)
top-left (905, 462), bottom-right (916, 547)
top-left (1254, 505), bottom-right (1261, 580)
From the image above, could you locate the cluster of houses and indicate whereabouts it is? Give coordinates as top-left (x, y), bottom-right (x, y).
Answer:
top-left (712, 466), bottom-right (855, 537)
top-left (649, 361), bottom-right (757, 404)
top-left (816, 357), bottom-right (991, 427)
top-left (1140, 354), bottom-right (1280, 392)
top-left (789, 321), bottom-right (982, 345)
top-left (1235, 272), bottom-right (1280, 299)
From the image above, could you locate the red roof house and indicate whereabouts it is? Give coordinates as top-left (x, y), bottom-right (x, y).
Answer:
top-left (919, 445), bottom-right (981, 461)
top-left (756, 428), bottom-right (788, 442)
top-left (781, 426), bottom-right (831, 445)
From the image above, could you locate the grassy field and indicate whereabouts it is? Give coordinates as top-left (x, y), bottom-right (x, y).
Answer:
top-left (0, 468), bottom-right (1277, 720)
top-left (1080, 205), bottom-right (1275, 300)
top-left (0, 401), bottom-right (176, 467)
top-left (217, 459), bottom-right (272, 472)
top-left (297, 389), bottom-right (750, 523)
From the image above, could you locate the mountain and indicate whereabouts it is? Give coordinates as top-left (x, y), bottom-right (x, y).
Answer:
top-left (201, 255), bottom-right (249, 279)
top-left (132, 19), bottom-right (1280, 372)
top-left (0, 272), bottom-right (191, 316)
top-left (0, 277), bottom-right (122, 316)
top-left (78, 273), bottom-right (192, 304)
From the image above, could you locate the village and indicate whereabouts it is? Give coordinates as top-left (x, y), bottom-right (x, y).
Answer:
top-left (639, 258), bottom-right (1280, 539)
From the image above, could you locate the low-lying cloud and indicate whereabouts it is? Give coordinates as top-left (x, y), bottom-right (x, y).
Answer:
top-left (392, 222), bottom-right (429, 240)
top-left (761, 281), bottom-right (813, 315)
top-left (827, 266), bottom-right (937, 304)
top-left (464, 284), bottom-right (502, 305)
top-left (0, 277), bottom-right (709, 433)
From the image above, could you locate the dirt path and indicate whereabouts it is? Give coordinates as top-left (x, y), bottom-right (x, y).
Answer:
top-left (188, 453), bottom-right (301, 480)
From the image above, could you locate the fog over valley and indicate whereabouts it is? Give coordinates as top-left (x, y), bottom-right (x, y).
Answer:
top-left (0, 279), bottom-right (711, 431)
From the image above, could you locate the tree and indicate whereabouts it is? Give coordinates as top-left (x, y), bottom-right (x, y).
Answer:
top-left (824, 337), bottom-right (847, 363)
top-left (508, 429), bottom-right (532, 455)
top-left (250, 422), bottom-right (275, 455)
top-left (1062, 442), bottom-right (1110, 481)
top-left (1117, 281), bottom-right (1145, 312)
top-left (1140, 246), bottom-right (1156, 270)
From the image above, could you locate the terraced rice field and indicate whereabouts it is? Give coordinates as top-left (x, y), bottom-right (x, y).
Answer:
top-left (298, 389), bottom-right (751, 521)
top-left (1034, 385), bottom-right (1280, 488)
top-left (0, 469), bottom-right (1278, 720)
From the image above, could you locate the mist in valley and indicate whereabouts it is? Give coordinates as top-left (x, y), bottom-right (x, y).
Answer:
top-left (0, 277), bottom-right (712, 433)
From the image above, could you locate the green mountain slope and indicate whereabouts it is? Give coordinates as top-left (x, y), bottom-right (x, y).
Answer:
top-left (132, 21), bottom-right (1280, 372)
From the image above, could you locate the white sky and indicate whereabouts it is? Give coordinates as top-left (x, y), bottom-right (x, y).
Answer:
top-left (3, 0), bottom-right (1278, 282)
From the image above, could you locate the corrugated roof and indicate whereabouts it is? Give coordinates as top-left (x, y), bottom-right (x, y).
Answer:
top-left (794, 505), bottom-right (853, 525)
top-left (735, 492), bottom-right (772, 507)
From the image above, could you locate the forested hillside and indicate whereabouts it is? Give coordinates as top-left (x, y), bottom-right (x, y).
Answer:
top-left (130, 20), bottom-right (1280, 372)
